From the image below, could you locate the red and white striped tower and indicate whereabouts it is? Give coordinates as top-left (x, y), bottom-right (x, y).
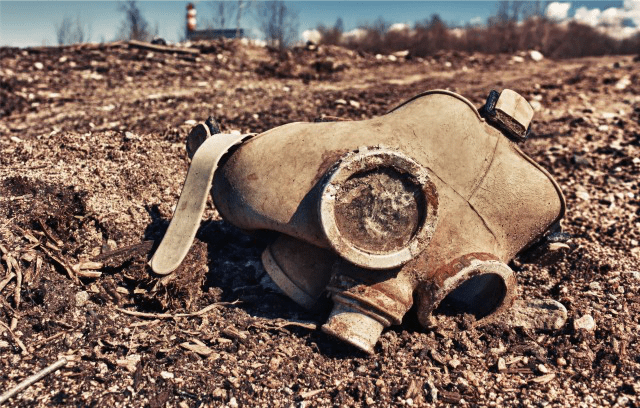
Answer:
top-left (186, 3), bottom-right (197, 33)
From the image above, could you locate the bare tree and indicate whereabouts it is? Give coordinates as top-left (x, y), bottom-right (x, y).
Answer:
top-left (56, 16), bottom-right (73, 45)
top-left (118, 0), bottom-right (152, 41)
top-left (256, 0), bottom-right (298, 48)
top-left (55, 14), bottom-right (92, 45)
top-left (210, 1), bottom-right (235, 29)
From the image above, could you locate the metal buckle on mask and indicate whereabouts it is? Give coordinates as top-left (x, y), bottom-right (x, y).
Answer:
top-left (481, 89), bottom-right (534, 142)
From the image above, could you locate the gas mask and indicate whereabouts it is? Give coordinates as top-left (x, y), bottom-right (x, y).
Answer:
top-left (150, 89), bottom-right (565, 354)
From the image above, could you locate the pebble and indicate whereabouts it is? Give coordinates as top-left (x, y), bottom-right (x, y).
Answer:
top-left (573, 314), bottom-right (596, 332)
top-left (34, 62), bottom-right (44, 70)
top-left (557, 357), bottom-right (567, 366)
top-left (538, 364), bottom-right (549, 374)
top-left (349, 100), bottom-right (361, 108)
top-left (160, 371), bottom-right (174, 379)
top-left (530, 50), bottom-right (544, 62)
top-left (334, 99), bottom-right (347, 105)
top-left (505, 298), bottom-right (568, 330)
top-left (512, 55), bottom-right (525, 63)
top-left (497, 357), bottom-right (507, 371)
top-left (575, 186), bottom-right (590, 201)
top-left (448, 358), bottom-right (461, 369)
top-left (75, 291), bottom-right (90, 307)
top-left (228, 397), bottom-right (238, 408)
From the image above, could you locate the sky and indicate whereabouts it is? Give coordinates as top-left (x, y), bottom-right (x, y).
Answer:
top-left (0, 0), bottom-right (633, 48)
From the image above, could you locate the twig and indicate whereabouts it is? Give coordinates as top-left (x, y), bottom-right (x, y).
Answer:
top-left (0, 272), bottom-right (16, 293)
top-left (0, 320), bottom-right (28, 354)
top-left (8, 257), bottom-right (22, 331)
top-left (37, 219), bottom-right (63, 248)
top-left (0, 357), bottom-right (68, 404)
top-left (34, 331), bottom-right (65, 348)
top-left (40, 247), bottom-right (78, 284)
top-left (116, 301), bottom-right (240, 320)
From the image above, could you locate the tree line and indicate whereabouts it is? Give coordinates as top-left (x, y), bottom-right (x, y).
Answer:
top-left (316, 2), bottom-right (640, 58)
top-left (54, 0), bottom-right (298, 48)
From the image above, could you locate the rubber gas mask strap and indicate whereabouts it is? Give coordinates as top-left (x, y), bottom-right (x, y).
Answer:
top-left (150, 133), bottom-right (253, 275)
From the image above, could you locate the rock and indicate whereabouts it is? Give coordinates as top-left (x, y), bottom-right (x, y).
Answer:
top-left (75, 291), bottom-right (90, 307)
top-left (448, 358), bottom-right (461, 369)
top-left (575, 186), bottom-right (590, 200)
top-left (537, 364), bottom-right (549, 374)
top-left (512, 55), bottom-right (525, 63)
top-left (497, 357), bottom-right (507, 371)
top-left (572, 154), bottom-right (592, 166)
top-left (34, 62), bottom-right (44, 70)
top-left (334, 99), bottom-right (347, 105)
top-left (504, 298), bottom-right (568, 330)
top-left (160, 371), bottom-right (174, 379)
top-left (530, 50), bottom-right (544, 62)
top-left (349, 100), bottom-right (360, 108)
top-left (557, 357), bottom-right (567, 366)
top-left (573, 314), bottom-right (596, 332)
top-left (615, 76), bottom-right (631, 90)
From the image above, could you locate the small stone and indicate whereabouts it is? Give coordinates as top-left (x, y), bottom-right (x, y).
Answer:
top-left (556, 357), bottom-right (567, 366)
top-left (504, 298), bottom-right (568, 330)
top-left (228, 397), bottom-right (238, 408)
top-left (349, 100), bottom-right (360, 108)
top-left (588, 282), bottom-right (601, 291)
top-left (334, 99), bottom-right (347, 105)
top-left (575, 186), bottom-right (590, 201)
top-left (160, 371), bottom-right (174, 379)
top-left (75, 291), bottom-right (89, 307)
top-left (448, 358), bottom-right (461, 369)
top-left (512, 55), bottom-right (525, 63)
top-left (597, 124), bottom-right (610, 132)
top-left (366, 397), bottom-right (375, 405)
top-left (529, 50), bottom-right (544, 62)
top-left (573, 314), bottom-right (596, 332)
top-left (537, 364), bottom-right (549, 374)
top-left (497, 357), bottom-right (507, 371)
top-left (34, 62), bottom-right (44, 70)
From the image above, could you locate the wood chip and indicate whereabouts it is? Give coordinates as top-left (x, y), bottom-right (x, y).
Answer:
top-left (299, 389), bottom-right (324, 399)
top-left (180, 341), bottom-right (214, 357)
top-left (531, 373), bottom-right (556, 384)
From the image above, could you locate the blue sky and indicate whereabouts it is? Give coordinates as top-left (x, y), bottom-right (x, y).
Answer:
top-left (0, 1), bottom-right (627, 48)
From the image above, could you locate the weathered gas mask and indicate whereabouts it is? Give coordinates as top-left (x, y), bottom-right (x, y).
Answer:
top-left (150, 89), bottom-right (565, 354)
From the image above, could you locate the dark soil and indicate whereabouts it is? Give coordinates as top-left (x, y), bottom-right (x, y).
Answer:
top-left (0, 40), bottom-right (639, 407)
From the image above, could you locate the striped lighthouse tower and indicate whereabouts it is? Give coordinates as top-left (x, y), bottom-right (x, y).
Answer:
top-left (186, 3), bottom-right (197, 33)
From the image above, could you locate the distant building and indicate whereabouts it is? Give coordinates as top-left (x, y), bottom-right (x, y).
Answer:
top-left (186, 3), bottom-right (244, 40)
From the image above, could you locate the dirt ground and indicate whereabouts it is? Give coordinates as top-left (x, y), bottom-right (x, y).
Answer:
top-left (0, 39), bottom-right (639, 407)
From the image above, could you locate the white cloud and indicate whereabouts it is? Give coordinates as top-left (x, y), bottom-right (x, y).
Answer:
top-left (342, 28), bottom-right (368, 42)
top-left (469, 16), bottom-right (484, 25)
top-left (388, 23), bottom-right (410, 33)
top-left (302, 29), bottom-right (322, 44)
top-left (546, 2), bottom-right (571, 21)
top-left (571, 1), bottom-right (640, 38)
top-left (574, 6), bottom-right (601, 26)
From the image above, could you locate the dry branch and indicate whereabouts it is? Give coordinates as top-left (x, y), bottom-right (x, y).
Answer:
top-left (127, 40), bottom-right (199, 55)
top-left (116, 301), bottom-right (239, 320)
top-left (0, 357), bottom-right (68, 404)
